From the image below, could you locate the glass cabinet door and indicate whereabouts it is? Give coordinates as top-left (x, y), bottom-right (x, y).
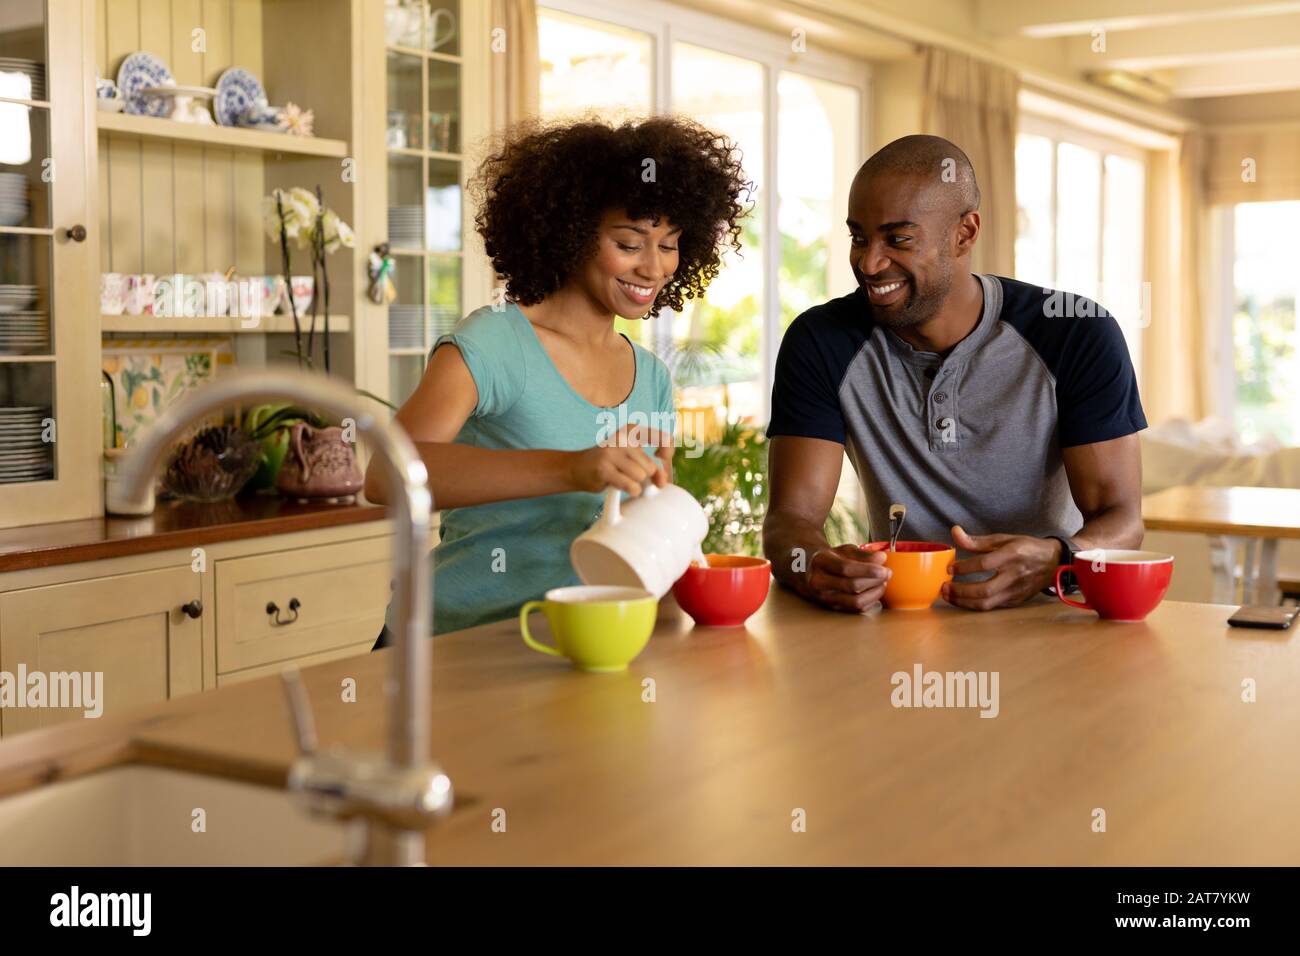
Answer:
top-left (0, 0), bottom-right (98, 526)
top-left (384, 0), bottom-right (463, 407)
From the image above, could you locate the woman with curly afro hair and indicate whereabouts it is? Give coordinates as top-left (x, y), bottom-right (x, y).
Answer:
top-left (368, 115), bottom-right (753, 639)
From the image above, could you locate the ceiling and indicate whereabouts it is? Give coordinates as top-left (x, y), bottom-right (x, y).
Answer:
top-left (975, 0), bottom-right (1300, 102)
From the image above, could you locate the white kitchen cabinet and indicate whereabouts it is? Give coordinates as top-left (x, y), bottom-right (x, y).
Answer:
top-left (0, 565), bottom-right (202, 735)
top-left (1, 0), bottom-right (494, 531)
top-left (0, 521), bottom-right (393, 738)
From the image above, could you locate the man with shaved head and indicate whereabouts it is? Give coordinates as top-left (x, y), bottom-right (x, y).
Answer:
top-left (764, 134), bottom-right (1146, 612)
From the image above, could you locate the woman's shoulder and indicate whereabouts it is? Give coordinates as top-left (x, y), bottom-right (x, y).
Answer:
top-left (434, 304), bottom-right (530, 417)
top-left (439, 303), bottom-right (531, 368)
top-left (452, 302), bottom-right (528, 341)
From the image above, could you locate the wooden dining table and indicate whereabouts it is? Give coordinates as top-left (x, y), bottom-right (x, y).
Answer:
top-left (1142, 485), bottom-right (1300, 605)
top-left (7, 584), bottom-right (1296, 865)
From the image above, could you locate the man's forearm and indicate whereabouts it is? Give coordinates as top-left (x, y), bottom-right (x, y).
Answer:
top-left (1072, 504), bottom-right (1145, 554)
top-left (763, 512), bottom-right (831, 594)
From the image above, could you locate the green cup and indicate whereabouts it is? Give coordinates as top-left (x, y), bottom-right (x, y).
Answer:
top-left (519, 586), bottom-right (657, 672)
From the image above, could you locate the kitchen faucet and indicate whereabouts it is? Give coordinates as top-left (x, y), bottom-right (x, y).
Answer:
top-left (118, 370), bottom-right (452, 866)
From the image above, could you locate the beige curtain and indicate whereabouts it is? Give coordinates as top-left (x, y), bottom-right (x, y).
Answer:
top-left (1204, 125), bottom-right (1300, 205)
top-left (920, 48), bottom-right (1019, 276)
top-left (1143, 133), bottom-right (1211, 425)
top-left (490, 0), bottom-right (540, 132)
top-left (1175, 133), bottom-right (1211, 422)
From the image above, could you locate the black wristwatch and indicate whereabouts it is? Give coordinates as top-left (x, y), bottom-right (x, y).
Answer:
top-left (1044, 535), bottom-right (1078, 595)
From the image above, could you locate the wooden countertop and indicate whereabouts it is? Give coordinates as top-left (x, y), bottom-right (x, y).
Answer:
top-left (0, 495), bottom-right (387, 572)
top-left (1143, 485), bottom-right (1300, 538)
top-left (1, 586), bottom-right (1295, 864)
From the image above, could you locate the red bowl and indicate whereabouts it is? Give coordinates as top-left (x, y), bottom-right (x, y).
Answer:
top-left (672, 554), bottom-right (772, 627)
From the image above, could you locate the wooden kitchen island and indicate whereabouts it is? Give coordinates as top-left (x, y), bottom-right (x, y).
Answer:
top-left (0, 587), bottom-right (1296, 865)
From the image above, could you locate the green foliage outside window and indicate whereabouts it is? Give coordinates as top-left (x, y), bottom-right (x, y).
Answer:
top-left (1234, 293), bottom-right (1297, 444)
top-left (672, 419), bottom-right (867, 557)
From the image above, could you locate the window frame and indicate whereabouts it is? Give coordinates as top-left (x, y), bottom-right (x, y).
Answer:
top-left (1211, 204), bottom-right (1238, 427)
top-left (1017, 114), bottom-right (1147, 295)
top-left (539, 0), bottom-right (871, 421)
top-left (1213, 201), bottom-right (1300, 443)
top-left (1017, 113), bottom-right (1149, 379)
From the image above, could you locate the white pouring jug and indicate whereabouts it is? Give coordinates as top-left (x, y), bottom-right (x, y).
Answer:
top-left (571, 483), bottom-right (708, 598)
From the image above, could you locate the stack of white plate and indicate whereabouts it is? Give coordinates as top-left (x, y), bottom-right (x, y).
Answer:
top-left (427, 304), bottom-right (459, 337)
top-left (0, 285), bottom-right (38, 314)
top-left (0, 312), bottom-right (48, 354)
top-left (389, 304), bottom-right (424, 349)
top-left (388, 206), bottom-right (424, 247)
top-left (0, 173), bottom-right (28, 228)
top-left (0, 406), bottom-right (54, 484)
top-left (0, 58), bottom-right (45, 100)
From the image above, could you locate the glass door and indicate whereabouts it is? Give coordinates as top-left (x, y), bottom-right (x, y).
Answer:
top-left (0, 0), bottom-right (98, 526)
top-left (384, 0), bottom-right (463, 406)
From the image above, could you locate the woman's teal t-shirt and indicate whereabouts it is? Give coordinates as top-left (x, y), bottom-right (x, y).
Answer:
top-left (391, 303), bottom-right (675, 635)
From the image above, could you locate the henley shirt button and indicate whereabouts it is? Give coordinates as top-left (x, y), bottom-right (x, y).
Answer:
top-left (934, 391), bottom-right (948, 404)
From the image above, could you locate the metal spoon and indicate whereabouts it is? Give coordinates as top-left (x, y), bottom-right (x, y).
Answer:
top-left (888, 503), bottom-right (907, 552)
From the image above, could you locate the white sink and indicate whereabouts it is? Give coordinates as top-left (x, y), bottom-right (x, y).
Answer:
top-left (0, 765), bottom-right (350, 866)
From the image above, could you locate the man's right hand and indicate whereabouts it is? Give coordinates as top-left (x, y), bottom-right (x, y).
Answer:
top-left (800, 544), bottom-right (891, 613)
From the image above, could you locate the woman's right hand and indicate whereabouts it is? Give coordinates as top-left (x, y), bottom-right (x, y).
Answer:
top-left (567, 425), bottom-right (671, 496)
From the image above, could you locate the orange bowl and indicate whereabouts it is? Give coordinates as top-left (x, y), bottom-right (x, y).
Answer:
top-left (862, 541), bottom-right (955, 610)
top-left (672, 554), bottom-right (772, 627)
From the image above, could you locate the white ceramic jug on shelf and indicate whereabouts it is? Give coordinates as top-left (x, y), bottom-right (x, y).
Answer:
top-left (571, 484), bottom-right (708, 599)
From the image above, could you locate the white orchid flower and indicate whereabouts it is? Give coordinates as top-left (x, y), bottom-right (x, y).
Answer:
top-left (321, 209), bottom-right (356, 253)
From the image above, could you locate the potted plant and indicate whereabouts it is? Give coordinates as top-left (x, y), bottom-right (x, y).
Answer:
top-left (663, 338), bottom-right (866, 554)
top-left (261, 185), bottom-right (355, 372)
top-left (247, 187), bottom-right (392, 498)
top-left (672, 420), bottom-right (867, 557)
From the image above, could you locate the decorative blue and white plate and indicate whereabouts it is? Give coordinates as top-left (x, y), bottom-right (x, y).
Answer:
top-left (116, 52), bottom-right (174, 117)
top-left (214, 67), bottom-right (267, 127)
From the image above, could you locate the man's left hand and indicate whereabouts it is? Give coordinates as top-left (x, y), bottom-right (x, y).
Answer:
top-left (942, 525), bottom-right (1063, 611)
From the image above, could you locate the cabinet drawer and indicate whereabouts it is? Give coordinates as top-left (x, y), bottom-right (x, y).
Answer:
top-left (216, 640), bottom-right (376, 687)
top-left (214, 536), bottom-right (391, 673)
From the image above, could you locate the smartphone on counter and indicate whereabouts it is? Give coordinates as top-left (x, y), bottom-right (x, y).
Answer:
top-left (1227, 605), bottom-right (1299, 630)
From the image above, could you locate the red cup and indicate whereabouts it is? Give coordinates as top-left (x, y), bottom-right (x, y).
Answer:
top-left (1055, 549), bottom-right (1174, 622)
top-left (672, 554), bottom-right (771, 627)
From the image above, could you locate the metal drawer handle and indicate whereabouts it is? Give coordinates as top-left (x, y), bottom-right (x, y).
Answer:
top-left (267, 598), bottom-right (301, 626)
top-left (181, 600), bottom-right (203, 619)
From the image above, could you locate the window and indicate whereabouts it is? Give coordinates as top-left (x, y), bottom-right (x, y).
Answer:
top-left (1015, 121), bottom-right (1147, 377)
top-left (778, 72), bottom-right (859, 331)
top-left (1228, 201), bottom-right (1299, 445)
top-left (538, 1), bottom-right (866, 425)
top-left (668, 42), bottom-right (765, 420)
top-left (537, 10), bottom-right (652, 117)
